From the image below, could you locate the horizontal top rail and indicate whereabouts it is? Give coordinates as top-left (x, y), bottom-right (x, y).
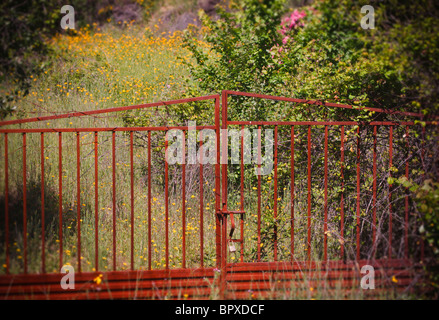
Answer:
top-left (0, 94), bottom-right (220, 127)
top-left (227, 120), bottom-right (438, 126)
top-left (0, 125), bottom-right (216, 133)
top-left (224, 90), bottom-right (426, 118)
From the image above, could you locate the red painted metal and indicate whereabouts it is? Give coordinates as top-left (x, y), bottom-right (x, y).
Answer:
top-left (58, 132), bottom-right (63, 270)
top-left (273, 125), bottom-right (278, 261)
top-left (388, 126), bottom-right (394, 259)
top-left (40, 133), bottom-right (45, 273)
top-left (257, 126), bottom-right (262, 262)
top-left (76, 132), bottom-right (81, 273)
top-left (240, 125), bottom-right (245, 263)
top-left (223, 90), bottom-right (424, 118)
top-left (4, 133), bottom-right (9, 274)
top-left (340, 126), bottom-right (345, 259)
top-left (0, 91), bottom-right (437, 300)
top-left (307, 126), bottom-right (312, 261)
top-left (356, 127), bottom-right (361, 261)
top-left (290, 126), bottom-right (295, 261)
top-left (22, 133), bottom-right (27, 274)
top-left (130, 131), bottom-right (134, 271)
top-left (324, 125), bottom-right (328, 261)
top-left (94, 132), bottom-right (99, 271)
top-left (372, 126), bottom-right (377, 256)
top-left (404, 126), bottom-right (409, 259)
top-left (199, 131), bottom-right (204, 268)
top-left (147, 131), bottom-right (152, 271)
top-left (165, 134), bottom-right (169, 270)
top-left (182, 131), bottom-right (186, 269)
top-left (0, 95), bottom-right (220, 127)
top-left (214, 96), bottom-right (221, 271)
top-left (112, 131), bottom-right (116, 271)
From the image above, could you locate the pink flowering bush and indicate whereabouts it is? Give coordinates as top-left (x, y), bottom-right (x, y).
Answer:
top-left (270, 9), bottom-right (307, 63)
top-left (280, 9), bottom-right (306, 36)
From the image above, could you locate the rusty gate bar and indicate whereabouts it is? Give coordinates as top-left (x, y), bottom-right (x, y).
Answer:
top-left (4, 133), bottom-right (8, 274)
top-left (40, 133), bottom-right (45, 273)
top-left (404, 126), bottom-right (409, 259)
top-left (199, 131), bottom-right (204, 268)
top-left (94, 131), bottom-right (99, 271)
top-left (22, 133), bottom-right (27, 274)
top-left (223, 90), bottom-right (424, 118)
top-left (340, 126), bottom-right (345, 259)
top-left (76, 132), bottom-right (81, 273)
top-left (389, 126), bottom-right (394, 258)
top-left (257, 126), bottom-right (262, 262)
top-left (0, 95), bottom-right (221, 127)
top-left (112, 131), bottom-right (116, 271)
top-left (58, 132), bottom-right (62, 270)
top-left (356, 127), bottom-right (360, 261)
top-left (324, 125), bottom-right (328, 261)
top-left (290, 126), bottom-right (295, 261)
top-left (240, 125), bottom-right (245, 263)
top-left (273, 126), bottom-right (278, 262)
top-left (165, 134), bottom-right (169, 270)
top-left (130, 131), bottom-right (134, 271)
top-left (307, 125), bottom-right (311, 261)
top-left (421, 126), bottom-right (426, 261)
top-left (372, 125), bottom-right (377, 256)
top-left (147, 130), bottom-right (152, 271)
top-left (182, 131), bottom-right (186, 269)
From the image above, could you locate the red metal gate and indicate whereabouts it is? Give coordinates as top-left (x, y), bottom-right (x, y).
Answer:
top-left (0, 91), bottom-right (437, 299)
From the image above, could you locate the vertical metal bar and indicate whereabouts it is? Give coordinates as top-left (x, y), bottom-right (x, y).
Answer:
top-left (182, 131), bottom-right (186, 269)
top-left (40, 133), bottom-right (45, 273)
top-left (404, 126), bottom-right (409, 259)
top-left (112, 131), bottom-right (116, 271)
top-left (147, 131), bottom-right (152, 270)
top-left (388, 126), bottom-right (393, 259)
top-left (340, 126), bottom-right (345, 259)
top-left (4, 134), bottom-right (9, 274)
top-left (22, 133), bottom-right (27, 274)
top-left (165, 133), bottom-right (169, 270)
top-left (130, 131), bottom-right (134, 270)
top-left (215, 96), bottom-right (221, 270)
top-left (307, 126), bottom-right (311, 261)
top-left (324, 126), bottom-right (328, 261)
top-left (240, 125), bottom-right (245, 263)
top-left (273, 126), bottom-right (278, 262)
top-left (76, 132), bottom-right (81, 273)
top-left (421, 126), bottom-right (425, 261)
top-left (356, 127), bottom-right (361, 261)
top-left (94, 132), bottom-right (99, 271)
top-left (221, 91), bottom-right (228, 278)
top-left (257, 126), bottom-right (262, 262)
top-left (199, 131), bottom-right (204, 268)
top-left (219, 91), bottom-right (228, 300)
top-left (372, 126), bottom-right (377, 255)
top-left (58, 132), bottom-right (63, 270)
top-left (290, 126), bottom-right (295, 261)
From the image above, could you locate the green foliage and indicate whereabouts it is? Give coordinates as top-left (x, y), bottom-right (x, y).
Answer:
top-left (0, 0), bottom-right (64, 119)
top-left (183, 0), bottom-right (439, 122)
top-left (414, 179), bottom-right (439, 257)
